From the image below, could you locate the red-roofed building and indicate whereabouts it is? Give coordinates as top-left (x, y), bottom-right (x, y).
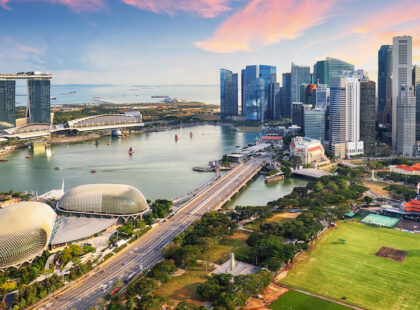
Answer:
top-left (261, 135), bottom-right (283, 147)
top-left (390, 163), bottom-right (420, 175)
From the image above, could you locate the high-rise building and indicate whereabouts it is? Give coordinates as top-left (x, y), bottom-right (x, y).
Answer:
top-left (282, 73), bottom-right (291, 118)
top-left (291, 102), bottom-right (304, 129)
top-left (329, 74), bottom-right (364, 158)
top-left (413, 65), bottom-right (420, 88)
top-left (315, 84), bottom-right (329, 109)
top-left (241, 65), bottom-right (277, 120)
top-left (360, 80), bottom-right (376, 156)
top-left (268, 82), bottom-right (280, 120)
top-left (313, 57), bottom-right (354, 87)
top-left (291, 63), bottom-right (311, 103)
top-left (244, 77), bottom-right (265, 121)
top-left (27, 79), bottom-right (51, 124)
top-left (220, 69), bottom-right (238, 120)
top-left (396, 85), bottom-right (416, 157)
top-left (392, 36), bottom-right (412, 150)
top-left (377, 45), bottom-right (393, 125)
top-left (416, 84), bottom-right (420, 141)
top-left (0, 79), bottom-right (16, 126)
top-left (304, 108), bottom-right (326, 142)
top-left (241, 69), bottom-right (245, 115)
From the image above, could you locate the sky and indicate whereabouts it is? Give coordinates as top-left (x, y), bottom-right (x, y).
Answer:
top-left (0, 0), bottom-right (419, 85)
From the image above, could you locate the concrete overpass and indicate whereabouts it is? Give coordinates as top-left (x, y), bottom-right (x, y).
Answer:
top-left (30, 158), bottom-right (263, 310)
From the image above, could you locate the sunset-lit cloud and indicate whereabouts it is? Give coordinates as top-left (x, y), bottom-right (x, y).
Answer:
top-left (195, 0), bottom-right (339, 53)
top-left (352, 0), bottom-right (420, 35)
top-left (120, 0), bottom-right (232, 18)
top-left (0, 0), bottom-right (105, 12)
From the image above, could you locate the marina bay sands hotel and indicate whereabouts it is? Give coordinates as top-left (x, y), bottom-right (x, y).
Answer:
top-left (0, 72), bottom-right (52, 127)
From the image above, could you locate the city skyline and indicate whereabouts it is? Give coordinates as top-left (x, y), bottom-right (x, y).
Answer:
top-left (0, 0), bottom-right (419, 85)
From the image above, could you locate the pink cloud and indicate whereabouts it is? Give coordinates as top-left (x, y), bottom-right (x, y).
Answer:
top-left (120, 0), bottom-right (232, 18)
top-left (195, 0), bottom-right (339, 53)
top-left (0, 0), bottom-right (105, 12)
top-left (352, 0), bottom-right (420, 35)
top-left (17, 44), bottom-right (42, 54)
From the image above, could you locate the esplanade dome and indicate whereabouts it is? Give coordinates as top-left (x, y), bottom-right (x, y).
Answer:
top-left (0, 202), bottom-right (56, 269)
top-left (58, 184), bottom-right (149, 216)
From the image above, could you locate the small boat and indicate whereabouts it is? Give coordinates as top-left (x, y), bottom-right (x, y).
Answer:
top-left (54, 166), bottom-right (60, 170)
top-left (190, 132), bottom-right (193, 138)
top-left (50, 96), bottom-right (56, 100)
top-left (175, 134), bottom-right (179, 142)
top-left (128, 147), bottom-right (134, 155)
top-left (90, 170), bottom-right (97, 173)
top-left (68, 90), bottom-right (76, 94)
top-left (26, 156), bottom-right (32, 159)
top-left (0, 159), bottom-right (8, 162)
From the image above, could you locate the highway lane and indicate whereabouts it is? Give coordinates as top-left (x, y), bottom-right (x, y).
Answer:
top-left (39, 159), bottom-right (262, 310)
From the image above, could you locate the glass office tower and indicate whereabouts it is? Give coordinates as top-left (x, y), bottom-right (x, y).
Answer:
top-left (27, 79), bottom-right (51, 124)
top-left (291, 63), bottom-right (311, 103)
top-left (220, 69), bottom-right (238, 120)
top-left (304, 108), bottom-right (326, 142)
top-left (313, 57), bottom-right (354, 87)
top-left (244, 78), bottom-right (265, 121)
top-left (0, 79), bottom-right (16, 126)
top-left (377, 45), bottom-right (393, 125)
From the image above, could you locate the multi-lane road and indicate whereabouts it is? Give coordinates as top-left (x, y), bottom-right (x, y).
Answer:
top-left (38, 158), bottom-right (262, 310)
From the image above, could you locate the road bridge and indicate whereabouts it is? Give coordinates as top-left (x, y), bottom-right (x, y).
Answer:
top-left (32, 158), bottom-right (263, 310)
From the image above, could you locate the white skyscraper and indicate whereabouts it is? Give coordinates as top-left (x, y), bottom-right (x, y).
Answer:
top-left (330, 73), bottom-right (364, 158)
top-left (396, 85), bottom-right (416, 157)
top-left (392, 36), bottom-right (412, 149)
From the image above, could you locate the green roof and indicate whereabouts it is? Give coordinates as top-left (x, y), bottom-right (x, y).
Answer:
top-left (361, 214), bottom-right (400, 228)
top-left (344, 212), bottom-right (355, 218)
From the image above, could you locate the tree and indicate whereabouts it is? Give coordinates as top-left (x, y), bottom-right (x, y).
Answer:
top-left (363, 196), bottom-right (373, 206)
top-left (281, 166), bottom-right (292, 178)
top-left (176, 300), bottom-right (200, 310)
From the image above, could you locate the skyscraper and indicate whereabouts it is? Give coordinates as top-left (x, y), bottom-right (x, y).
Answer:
top-left (291, 63), bottom-right (311, 103)
top-left (392, 36), bottom-right (412, 150)
top-left (241, 65), bottom-right (277, 120)
top-left (315, 84), bottom-right (329, 109)
top-left (220, 69), bottom-right (238, 120)
top-left (27, 79), bottom-right (51, 124)
top-left (244, 77), bottom-right (265, 121)
top-left (0, 79), bottom-right (16, 126)
top-left (291, 102), bottom-right (304, 129)
top-left (304, 108), bottom-right (326, 142)
top-left (413, 65), bottom-right (420, 88)
top-left (417, 84), bottom-right (420, 141)
top-left (268, 82), bottom-right (280, 120)
top-left (313, 57), bottom-right (354, 87)
top-left (377, 45), bottom-right (393, 125)
top-left (282, 73), bottom-right (291, 118)
top-left (360, 80), bottom-right (376, 156)
top-left (396, 85), bottom-right (416, 157)
top-left (330, 74), bottom-right (364, 158)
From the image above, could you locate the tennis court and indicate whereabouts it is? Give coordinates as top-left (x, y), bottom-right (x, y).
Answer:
top-left (361, 213), bottom-right (400, 228)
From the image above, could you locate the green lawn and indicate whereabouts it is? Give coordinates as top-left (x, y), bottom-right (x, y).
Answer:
top-left (203, 231), bottom-right (250, 264)
top-left (270, 290), bottom-right (351, 310)
top-left (281, 221), bottom-right (420, 310)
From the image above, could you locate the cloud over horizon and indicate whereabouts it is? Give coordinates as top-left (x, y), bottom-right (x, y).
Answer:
top-left (0, 0), bottom-right (105, 12)
top-left (195, 0), bottom-right (339, 53)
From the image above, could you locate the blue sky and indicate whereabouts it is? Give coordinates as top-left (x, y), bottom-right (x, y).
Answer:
top-left (0, 0), bottom-right (419, 85)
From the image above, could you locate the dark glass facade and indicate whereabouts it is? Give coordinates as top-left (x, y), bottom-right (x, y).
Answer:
top-left (0, 80), bottom-right (16, 126)
top-left (360, 80), bottom-right (376, 155)
top-left (244, 78), bottom-right (265, 121)
top-left (313, 57), bottom-right (354, 87)
top-left (377, 45), bottom-right (392, 125)
top-left (220, 69), bottom-right (238, 120)
top-left (291, 102), bottom-right (304, 129)
top-left (27, 79), bottom-right (51, 124)
top-left (291, 63), bottom-right (311, 103)
top-left (282, 73), bottom-right (291, 118)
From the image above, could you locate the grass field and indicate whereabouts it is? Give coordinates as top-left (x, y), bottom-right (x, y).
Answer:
top-left (281, 221), bottom-right (420, 310)
top-left (203, 231), bottom-right (250, 264)
top-left (155, 264), bottom-right (209, 302)
top-left (244, 212), bottom-right (299, 231)
top-left (363, 180), bottom-right (389, 196)
top-left (270, 290), bottom-right (351, 310)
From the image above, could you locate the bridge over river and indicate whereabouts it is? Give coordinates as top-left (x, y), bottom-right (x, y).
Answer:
top-left (31, 158), bottom-right (263, 310)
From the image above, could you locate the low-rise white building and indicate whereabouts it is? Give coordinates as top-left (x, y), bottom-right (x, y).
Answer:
top-left (290, 137), bottom-right (330, 167)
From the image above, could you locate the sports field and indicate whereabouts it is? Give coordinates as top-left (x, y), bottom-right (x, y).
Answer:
top-left (281, 221), bottom-right (420, 310)
top-left (270, 290), bottom-right (350, 310)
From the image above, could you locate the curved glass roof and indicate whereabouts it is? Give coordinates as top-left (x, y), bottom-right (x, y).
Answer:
top-left (58, 184), bottom-right (149, 215)
top-left (0, 202), bottom-right (56, 269)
